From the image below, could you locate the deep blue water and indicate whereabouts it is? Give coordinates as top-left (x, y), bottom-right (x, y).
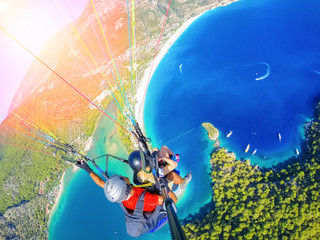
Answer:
top-left (49, 0), bottom-right (320, 239)
top-left (145, 0), bottom-right (320, 167)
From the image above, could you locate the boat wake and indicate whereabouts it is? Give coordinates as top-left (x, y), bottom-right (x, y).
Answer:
top-left (255, 62), bottom-right (271, 81)
top-left (179, 64), bottom-right (183, 74)
top-left (314, 69), bottom-right (320, 75)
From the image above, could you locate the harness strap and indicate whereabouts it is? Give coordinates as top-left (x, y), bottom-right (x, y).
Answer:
top-left (132, 190), bottom-right (146, 216)
top-left (133, 183), bottom-right (154, 188)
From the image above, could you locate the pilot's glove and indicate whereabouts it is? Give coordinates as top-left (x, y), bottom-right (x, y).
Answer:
top-left (75, 160), bottom-right (93, 174)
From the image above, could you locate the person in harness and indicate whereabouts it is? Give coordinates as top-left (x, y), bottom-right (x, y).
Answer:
top-left (154, 146), bottom-right (192, 191)
top-left (129, 146), bottom-right (192, 192)
top-left (76, 157), bottom-right (177, 237)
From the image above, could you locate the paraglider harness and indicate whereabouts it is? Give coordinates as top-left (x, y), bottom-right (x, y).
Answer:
top-left (132, 123), bottom-right (187, 240)
top-left (52, 123), bottom-right (186, 240)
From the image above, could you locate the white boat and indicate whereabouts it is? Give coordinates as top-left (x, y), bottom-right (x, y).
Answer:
top-left (295, 149), bottom-right (299, 155)
top-left (252, 148), bottom-right (257, 155)
top-left (245, 144), bottom-right (250, 153)
top-left (278, 133), bottom-right (281, 142)
top-left (226, 130), bottom-right (233, 138)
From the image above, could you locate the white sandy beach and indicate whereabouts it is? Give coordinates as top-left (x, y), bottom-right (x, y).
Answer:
top-left (47, 2), bottom-right (232, 227)
top-left (135, 12), bottom-right (207, 130)
top-left (47, 14), bottom-right (205, 225)
top-left (134, 0), bottom-right (240, 127)
top-left (48, 171), bottom-right (65, 224)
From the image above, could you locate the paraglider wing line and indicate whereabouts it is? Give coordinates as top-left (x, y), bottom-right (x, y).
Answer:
top-left (164, 128), bottom-right (194, 145)
top-left (0, 26), bottom-right (134, 137)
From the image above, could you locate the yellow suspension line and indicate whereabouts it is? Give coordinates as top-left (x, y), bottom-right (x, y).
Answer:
top-left (53, 0), bottom-right (135, 124)
top-left (53, 0), bottom-right (116, 98)
top-left (90, 0), bottom-right (123, 87)
top-left (16, 106), bottom-right (59, 141)
top-left (0, 85), bottom-right (58, 140)
top-left (8, 111), bottom-right (52, 141)
top-left (91, 0), bottom-right (135, 122)
top-left (131, 0), bottom-right (137, 113)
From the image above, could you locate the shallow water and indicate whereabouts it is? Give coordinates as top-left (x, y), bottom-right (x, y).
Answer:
top-left (49, 0), bottom-right (320, 239)
top-left (48, 105), bottom-right (180, 239)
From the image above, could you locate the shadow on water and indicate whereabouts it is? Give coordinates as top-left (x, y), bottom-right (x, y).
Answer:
top-left (180, 149), bottom-right (215, 225)
top-left (201, 138), bottom-right (210, 152)
top-left (256, 95), bottom-right (320, 173)
top-left (181, 201), bottom-right (215, 225)
top-left (262, 93), bottom-right (320, 171)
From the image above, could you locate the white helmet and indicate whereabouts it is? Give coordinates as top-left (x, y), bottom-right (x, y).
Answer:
top-left (104, 175), bottom-right (132, 203)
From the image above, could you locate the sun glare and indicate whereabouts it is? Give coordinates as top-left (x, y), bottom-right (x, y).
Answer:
top-left (1, 1), bottom-right (86, 55)
top-left (13, 11), bottom-right (57, 54)
top-left (0, 1), bottom-right (8, 13)
top-left (2, 2), bottom-right (69, 55)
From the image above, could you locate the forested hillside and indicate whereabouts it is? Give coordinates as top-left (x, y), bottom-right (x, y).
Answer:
top-left (183, 100), bottom-right (320, 239)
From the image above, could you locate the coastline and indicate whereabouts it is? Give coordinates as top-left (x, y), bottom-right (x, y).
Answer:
top-left (47, 15), bottom-right (192, 224)
top-left (48, 171), bottom-right (65, 225)
top-left (47, 0), bottom-right (240, 234)
top-left (135, 12), bottom-right (207, 130)
top-left (134, 0), bottom-right (240, 130)
top-left (7, 0), bottom-right (317, 238)
top-left (48, 131), bottom-right (91, 225)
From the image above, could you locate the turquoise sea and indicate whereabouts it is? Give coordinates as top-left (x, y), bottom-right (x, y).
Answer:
top-left (49, 0), bottom-right (320, 239)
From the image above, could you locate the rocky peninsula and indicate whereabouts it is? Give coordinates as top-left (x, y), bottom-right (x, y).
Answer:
top-left (202, 122), bottom-right (221, 148)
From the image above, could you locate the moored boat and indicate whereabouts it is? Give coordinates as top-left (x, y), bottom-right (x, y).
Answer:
top-left (245, 144), bottom-right (250, 153)
top-left (226, 130), bottom-right (233, 138)
top-left (252, 148), bottom-right (257, 155)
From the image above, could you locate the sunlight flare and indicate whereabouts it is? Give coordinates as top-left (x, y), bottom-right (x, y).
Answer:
top-left (0, 1), bottom-right (8, 13)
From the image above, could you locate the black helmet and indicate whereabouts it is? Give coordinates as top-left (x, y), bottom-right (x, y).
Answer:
top-left (128, 150), bottom-right (142, 172)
